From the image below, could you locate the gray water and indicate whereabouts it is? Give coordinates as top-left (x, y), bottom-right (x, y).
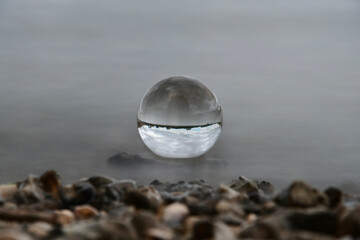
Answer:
top-left (0, 0), bottom-right (359, 192)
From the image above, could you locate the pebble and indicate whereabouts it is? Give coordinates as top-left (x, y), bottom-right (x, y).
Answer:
top-left (0, 184), bottom-right (18, 202)
top-left (339, 205), bottom-right (360, 237)
top-left (74, 205), bottom-right (99, 219)
top-left (27, 221), bottom-right (53, 238)
top-left (55, 209), bottom-right (75, 224)
top-left (0, 170), bottom-right (359, 239)
top-left (162, 202), bottom-right (189, 227)
top-left (275, 181), bottom-right (329, 208)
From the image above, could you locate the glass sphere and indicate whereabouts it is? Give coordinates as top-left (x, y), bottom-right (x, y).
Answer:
top-left (137, 76), bottom-right (222, 158)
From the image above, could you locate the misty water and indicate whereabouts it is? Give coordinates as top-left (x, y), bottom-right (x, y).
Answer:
top-left (0, 0), bottom-right (359, 192)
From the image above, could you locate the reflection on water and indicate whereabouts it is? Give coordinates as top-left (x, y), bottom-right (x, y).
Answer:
top-left (0, 0), bottom-right (359, 191)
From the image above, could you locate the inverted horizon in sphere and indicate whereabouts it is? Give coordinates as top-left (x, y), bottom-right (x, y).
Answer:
top-left (138, 123), bottom-right (221, 158)
top-left (137, 76), bottom-right (223, 158)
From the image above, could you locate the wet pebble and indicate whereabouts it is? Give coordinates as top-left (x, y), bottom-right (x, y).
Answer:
top-left (27, 221), bottom-right (53, 238)
top-left (338, 205), bottom-right (360, 237)
top-left (74, 205), bottom-right (99, 220)
top-left (275, 181), bottom-right (328, 208)
top-left (325, 187), bottom-right (343, 209)
top-left (0, 184), bottom-right (18, 202)
top-left (162, 202), bottom-right (189, 227)
top-left (55, 209), bottom-right (75, 225)
top-left (124, 191), bottom-right (155, 212)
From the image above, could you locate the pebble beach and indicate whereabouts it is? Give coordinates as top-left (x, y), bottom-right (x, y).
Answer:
top-left (0, 169), bottom-right (359, 239)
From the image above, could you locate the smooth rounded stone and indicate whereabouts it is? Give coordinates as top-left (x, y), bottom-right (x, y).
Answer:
top-left (162, 202), bottom-right (189, 227)
top-left (260, 201), bottom-right (277, 214)
top-left (214, 221), bottom-right (236, 240)
top-left (87, 175), bottom-right (115, 189)
top-left (325, 187), bottom-right (343, 209)
top-left (74, 205), bottom-right (99, 220)
top-left (216, 200), bottom-right (244, 216)
top-left (246, 213), bottom-right (258, 223)
top-left (275, 181), bottom-right (329, 208)
top-left (55, 210), bottom-right (75, 225)
top-left (186, 199), bottom-right (218, 217)
top-left (137, 76), bottom-right (222, 158)
top-left (147, 228), bottom-right (173, 240)
top-left (115, 180), bottom-right (137, 191)
top-left (138, 185), bottom-right (162, 207)
top-left (286, 211), bottom-right (338, 236)
top-left (189, 219), bottom-right (235, 240)
top-left (190, 219), bottom-right (214, 240)
top-left (0, 184), bottom-right (18, 202)
top-left (238, 221), bottom-right (281, 239)
top-left (338, 205), bottom-right (360, 237)
top-left (105, 180), bottom-right (137, 202)
top-left (131, 212), bottom-right (172, 240)
top-left (105, 186), bottom-right (123, 202)
top-left (27, 221), bottom-right (53, 238)
top-left (123, 191), bottom-right (155, 212)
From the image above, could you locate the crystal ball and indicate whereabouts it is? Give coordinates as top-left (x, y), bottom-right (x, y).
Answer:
top-left (137, 76), bottom-right (222, 158)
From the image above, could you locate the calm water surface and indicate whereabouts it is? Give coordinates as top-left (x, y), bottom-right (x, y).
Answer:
top-left (0, 0), bottom-right (359, 191)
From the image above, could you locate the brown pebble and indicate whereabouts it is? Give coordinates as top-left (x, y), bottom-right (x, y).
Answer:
top-left (162, 202), bottom-right (189, 227)
top-left (191, 219), bottom-right (214, 240)
top-left (74, 205), bottom-right (99, 220)
top-left (0, 184), bottom-right (18, 202)
top-left (147, 227), bottom-right (173, 240)
top-left (55, 209), bottom-right (75, 225)
top-left (338, 205), bottom-right (360, 237)
top-left (0, 229), bottom-right (33, 240)
top-left (216, 200), bottom-right (244, 217)
top-left (27, 221), bottom-right (53, 238)
top-left (325, 187), bottom-right (343, 209)
top-left (216, 200), bottom-right (232, 213)
top-left (239, 222), bottom-right (280, 239)
top-left (275, 181), bottom-right (328, 208)
top-left (246, 213), bottom-right (257, 223)
top-left (138, 185), bottom-right (163, 207)
top-left (214, 221), bottom-right (236, 240)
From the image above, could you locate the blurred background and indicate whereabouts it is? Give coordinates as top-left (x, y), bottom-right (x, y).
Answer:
top-left (0, 0), bottom-right (359, 191)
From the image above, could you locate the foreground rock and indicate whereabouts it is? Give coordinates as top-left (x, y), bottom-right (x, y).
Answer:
top-left (0, 170), bottom-right (358, 239)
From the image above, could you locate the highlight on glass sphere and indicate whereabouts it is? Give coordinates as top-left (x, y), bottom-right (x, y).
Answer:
top-left (137, 76), bottom-right (222, 158)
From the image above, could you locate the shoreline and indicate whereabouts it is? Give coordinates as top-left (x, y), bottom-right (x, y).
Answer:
top-left (0, 170), bottom-right (359, 239)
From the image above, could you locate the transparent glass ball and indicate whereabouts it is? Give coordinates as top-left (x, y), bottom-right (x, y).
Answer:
top-left (137, 76), bottom-right (222, 158)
